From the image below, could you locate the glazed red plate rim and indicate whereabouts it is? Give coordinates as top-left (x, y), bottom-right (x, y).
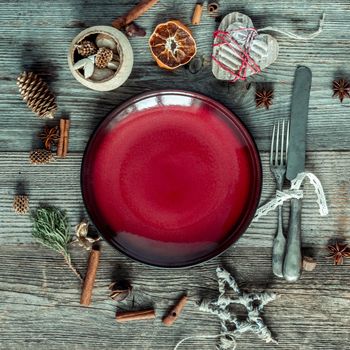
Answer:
top-left (81, 90), bottom-right (262, 268)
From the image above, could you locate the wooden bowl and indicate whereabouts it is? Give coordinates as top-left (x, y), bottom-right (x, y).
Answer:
top-left (68, 25), bottom-right (133, 91)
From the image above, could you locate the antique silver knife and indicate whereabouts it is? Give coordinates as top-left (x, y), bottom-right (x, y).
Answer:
top-left (283, 66), bottom-right (312, 282)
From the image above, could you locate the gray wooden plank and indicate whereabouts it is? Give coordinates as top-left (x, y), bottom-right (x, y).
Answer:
top-left (0, 244), bottom-right (349, 350)
top-left (1, 1), bottom-right (350, 349)
top-left (1, 1), bottom-right (350, 152)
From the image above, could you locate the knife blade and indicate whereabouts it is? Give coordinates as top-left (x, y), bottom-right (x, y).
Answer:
top-left (283, 66), bottom-right (312, 282)
top-left (286, 66), bottom-right (312, 181)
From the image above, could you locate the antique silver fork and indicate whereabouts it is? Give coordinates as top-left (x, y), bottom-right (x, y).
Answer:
top-left (270, 119), bottom-right (289, 277)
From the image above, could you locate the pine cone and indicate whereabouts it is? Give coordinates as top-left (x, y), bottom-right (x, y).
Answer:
top-left (17, 71), bottom-right (57, 119)
top-left (76, 40), bottom-right (98, 57)
top-left (13, 195), bottom-right (29, 215)
top-left (95, 48), bottom-right (113, 68)
top-left (29, 149), bottom-right (54, 165)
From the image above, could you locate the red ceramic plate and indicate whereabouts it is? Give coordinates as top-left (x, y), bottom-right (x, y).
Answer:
top-left (81, 90), bottom-right (261, 267)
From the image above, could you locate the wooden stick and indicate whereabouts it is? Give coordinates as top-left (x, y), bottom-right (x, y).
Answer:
top-left (116, 309), bottom-right (156, 323)
top-left (57, 118), bottom-right (65, 158)
top-left (112, 0), bottom-right (159, 29)
top-left (62, 119), bottom-right (70, 158)
top-left (191, 3), bottom-right (203, 25)
top-left (80, 245), bottom-right (101, 306)
top-left (162, 294), bottom-right (188, 326)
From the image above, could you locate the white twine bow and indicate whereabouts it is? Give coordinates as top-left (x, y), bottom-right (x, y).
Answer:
top-left (253, 172), bottom-right (328, 222)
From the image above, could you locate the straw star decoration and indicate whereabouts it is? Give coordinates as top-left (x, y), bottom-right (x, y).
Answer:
top-left (199, 267), bottom-right (278, 349)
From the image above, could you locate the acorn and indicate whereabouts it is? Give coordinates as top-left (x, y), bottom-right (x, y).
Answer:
top-left (109, 281), bottom-right (133, 302)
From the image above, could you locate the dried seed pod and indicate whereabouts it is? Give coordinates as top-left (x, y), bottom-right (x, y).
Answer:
top-left (95, 33), bottom-right (119, 52)
top-left (188, 56), bottom-right (203, 74)
top-left (109, 281), bottom-right (133, 302)
top-left (107, 60), bottom-right (120, 71)
top-left (17, 71), bottom-right (57, 119)
top-left (125, 22), bottom-right (146, 37)
top-left (74, 220), bottom-right (101, 250)
top-left (90, 67), bottom-right (115, 82)
top-left (29, 149), bottom-right (54, 165)
top-left (95, 48), bottom-right (113, 69)
top-left (13, 195), bottom-right (29, 215)
top-left (76, 40), bottom-right (98, 57)
top-left (302, 256), bottom-right (317, 271)
top-left (73, 57), bottom-right (95, 79)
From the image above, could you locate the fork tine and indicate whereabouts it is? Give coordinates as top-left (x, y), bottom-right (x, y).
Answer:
top-left (275, 120), bottom-right (280, 165)
top-left (286, 119), bottom-right (290, 162)
top-left (270, 122), bottom-right (276, 165)
top-left (281, 119), bottom-right (285, 165)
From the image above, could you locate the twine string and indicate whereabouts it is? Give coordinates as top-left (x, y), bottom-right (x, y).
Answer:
top-left (174, 333), bottom-right (237, 350)
top-left (212, 13), bottom-right (326, 81)
top-left (258, 13), bottom-right (326, 40)
top-left (212, 28), bottom-right (261, 82)
top-left (253, 172), bottom-right (328, 222)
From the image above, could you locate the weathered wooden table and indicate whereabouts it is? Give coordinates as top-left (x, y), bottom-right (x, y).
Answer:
top-left (1, 1), bottom-right (349, 349)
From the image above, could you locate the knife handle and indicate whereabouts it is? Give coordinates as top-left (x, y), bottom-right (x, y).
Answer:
top-left (283, 197), bottom-right (302, 282)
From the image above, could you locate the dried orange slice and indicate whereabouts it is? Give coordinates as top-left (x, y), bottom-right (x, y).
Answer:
top-left (149, 20), bottom-right (197, 70)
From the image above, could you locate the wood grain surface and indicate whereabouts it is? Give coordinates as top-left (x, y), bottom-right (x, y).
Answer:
top-left (1, 0), bottom-right (350, 349)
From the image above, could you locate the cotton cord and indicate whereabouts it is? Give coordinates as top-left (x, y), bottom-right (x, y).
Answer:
top-left (253, 172), bottom-right (328, 222)
top-left (174, 334), bottom-right (236, 350)
top-left (212, 28), bottom-right (261, 82)
top-left (212, 13), bottom-right (325, 82)
top-left (175, 268), bottom-right (277, 350)
top-left (258, 13), bottom-right (326, 40)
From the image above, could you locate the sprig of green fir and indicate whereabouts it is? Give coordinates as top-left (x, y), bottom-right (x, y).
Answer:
top-left (32, 207), bottom-right (82, 282)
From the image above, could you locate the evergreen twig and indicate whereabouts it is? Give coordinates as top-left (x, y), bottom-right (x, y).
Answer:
top-left (32, 207), bottom-right (83, 282)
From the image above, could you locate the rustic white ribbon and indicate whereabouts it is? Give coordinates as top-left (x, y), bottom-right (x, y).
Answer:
top-left (258, 13), bottom-right (326, 40)
top-left (253, 172), bottom-right (328, 222)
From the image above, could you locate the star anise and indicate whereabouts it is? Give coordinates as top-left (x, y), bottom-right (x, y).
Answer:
top-left (326, 242), bottom-right (350, 265)
top-left (39, 126), bottom-right (60, 151)
top-left (332, 79), bottom-right (350, 102)
top-left (255, 89), bottom-right (274, 109)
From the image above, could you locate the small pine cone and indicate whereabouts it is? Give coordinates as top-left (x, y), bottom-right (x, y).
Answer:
top-left (95, 47), bottom-right (113, 68)
top-left (29, 149), bottom-right (54, 165)
top-left (13, 195), bottom-right (29, 215)
top-left (76, 40), bottom-right (98, 57)
top-left (17, 72), bottom-right (57, 119)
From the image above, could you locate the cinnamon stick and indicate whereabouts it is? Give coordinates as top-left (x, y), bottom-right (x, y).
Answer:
top-left (80, 245), bottom-right (101, 306)
top-left (191, 3), bottom-right (203, 25)
top-left (116, 309), bottom-right (156, 323)
top-left (57, 118), bottom-right (65, 157)
top-left (62, 119), bottom-right (70, 158)
top-left (112, 0), bottom-right (159, 29)
top-left (162, 294), bottom-right (188, 326)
